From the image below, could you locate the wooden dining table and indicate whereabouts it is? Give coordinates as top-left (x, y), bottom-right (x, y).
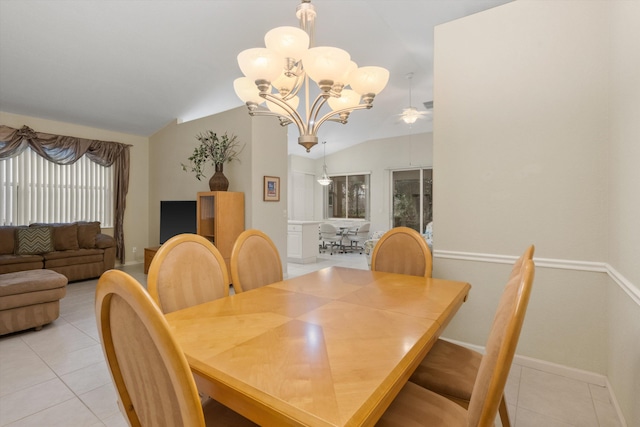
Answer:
top-left (165, 266), bottom-right (471, 426)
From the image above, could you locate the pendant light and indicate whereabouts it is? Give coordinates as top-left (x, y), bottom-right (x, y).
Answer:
top-left (317, 141), bottom-right (332, 186)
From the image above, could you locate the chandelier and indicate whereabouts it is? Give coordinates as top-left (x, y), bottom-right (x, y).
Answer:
top-left (233, 0), bottom-right (389, 152)
top-left (317, 141), bottom-right (332, 186)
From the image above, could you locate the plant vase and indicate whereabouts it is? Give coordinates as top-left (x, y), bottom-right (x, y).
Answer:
top-left (209, 163), bottom-right (229, 191)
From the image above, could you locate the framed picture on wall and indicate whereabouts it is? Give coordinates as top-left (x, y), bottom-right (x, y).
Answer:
top-left (263, 176), bottom-right (280, 202)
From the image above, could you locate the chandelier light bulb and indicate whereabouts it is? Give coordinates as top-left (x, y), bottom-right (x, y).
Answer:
top-left (264, 26), bottom-right (309, 61)
top-left (302, 47), bottom-right (351, 84)
top-left (237, 48), bottom-right (283, 83)
top-left (233, 77), bottom-right (264, 104)
top-left (327, 89), bottom-right (361, 111)
top-left (349, 66), bottom-right (390, 96)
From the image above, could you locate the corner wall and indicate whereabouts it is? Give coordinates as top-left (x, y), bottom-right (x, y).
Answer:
top-left (148, 107), bottom-right (288, 273)
top-left (434, 1), bottom-right (639, 424)
top-left (606, 1), bottom-right (640, 424)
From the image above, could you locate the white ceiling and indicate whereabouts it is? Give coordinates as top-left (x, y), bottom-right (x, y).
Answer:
top-left (0, 0), bottom-right (511, 158)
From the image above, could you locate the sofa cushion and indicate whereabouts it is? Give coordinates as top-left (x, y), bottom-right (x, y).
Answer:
top-left (56, 223), bottom-right (80, 250)
top-left (0, 254), bottom-right (44, 266)
top-left (31, 223), bottom-right (80, 251)
top-left (43, 249), bottom-right (104, 268)
top-left (0, 270), bottom-right (67, 297)
top-left (0, 227), bottom-right (16, 255)
top-left (15, 227), bottom-right (54, 255)
top-left (77, 221), bottom-right (101, 249)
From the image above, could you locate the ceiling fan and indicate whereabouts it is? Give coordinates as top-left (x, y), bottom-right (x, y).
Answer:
top-left (398, 72), bottom-right (431, 124)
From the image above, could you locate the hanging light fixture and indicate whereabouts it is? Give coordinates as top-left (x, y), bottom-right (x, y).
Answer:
top-left (234, 0), bottom-right (390, 153)
top-left (400, 72), bottom-right (428, 125)
top-left (317, 141), bottom-right (332, 186)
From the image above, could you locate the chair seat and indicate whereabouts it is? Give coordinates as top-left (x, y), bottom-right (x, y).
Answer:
top-left (409, 338), bottom-right (481, 403)
top-left (376, 382), bottom-right (467, 426)
top-left (203, 398), bottom-right (257, 426)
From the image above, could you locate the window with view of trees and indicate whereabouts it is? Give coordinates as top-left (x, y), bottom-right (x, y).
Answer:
top-left (392, 168), bottom-right (432, 233)
top-left (325, 174), bottom-right (369, 219)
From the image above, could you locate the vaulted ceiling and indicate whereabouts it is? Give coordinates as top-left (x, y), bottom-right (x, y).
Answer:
top-left (0, 0), bottom-right (511, 157)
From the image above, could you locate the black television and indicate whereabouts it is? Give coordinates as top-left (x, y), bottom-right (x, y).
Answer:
top-left (160, 200), bottom-right (197, 244)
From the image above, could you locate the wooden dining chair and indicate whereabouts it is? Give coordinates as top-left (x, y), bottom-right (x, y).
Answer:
top-left (95, 269), bottom-right (256, 426)
top-left (147, 233), bottom-right (229, 314)
top-left (370, 226), bottom-right (432, 277)
top-left (377, 257), bottom-right (535, 427)
top-left (408, 245), bottom-right (534, 427)
top-left (230, 229), bottom-right (283, 293)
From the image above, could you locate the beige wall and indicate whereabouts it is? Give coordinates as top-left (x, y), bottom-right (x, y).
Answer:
top-left (0, 111), bottom-right (150, 265)
top-left (434, 1), bottom-right (639, 424)
top-left (148, 107), bottom-right (288, 273)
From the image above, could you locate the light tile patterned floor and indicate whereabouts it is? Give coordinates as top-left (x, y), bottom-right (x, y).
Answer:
top-left (0, 252), bottom-right (623, 426)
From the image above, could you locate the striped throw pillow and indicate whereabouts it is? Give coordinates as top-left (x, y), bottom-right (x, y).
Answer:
top-left (16, 227), bottom-right (54, 255)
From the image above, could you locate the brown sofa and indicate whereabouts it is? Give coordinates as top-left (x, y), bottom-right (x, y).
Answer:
top-left (0, 222), bottom-right (116, 282)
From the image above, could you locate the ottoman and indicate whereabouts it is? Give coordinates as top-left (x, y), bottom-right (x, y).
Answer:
top-left (0, 269), bottom-right (68, 335)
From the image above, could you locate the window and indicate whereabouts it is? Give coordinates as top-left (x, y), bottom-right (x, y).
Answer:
top-left (0, 147), bottom-right (114, 226)
top-left (325, 174), bottom-right (370, 219)
top-left (392, 168), bottom-right (432, 233)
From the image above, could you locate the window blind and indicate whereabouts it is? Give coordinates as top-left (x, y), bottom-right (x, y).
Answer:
top-left (0, 147), bottom-right (113, 226)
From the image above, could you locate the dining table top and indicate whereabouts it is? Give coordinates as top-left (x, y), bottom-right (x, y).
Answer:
top-left (165, 266), bottom-right (471, 427)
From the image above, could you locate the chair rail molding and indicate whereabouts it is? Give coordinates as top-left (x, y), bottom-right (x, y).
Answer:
top-left (434, 250), bottom-right (640, 307)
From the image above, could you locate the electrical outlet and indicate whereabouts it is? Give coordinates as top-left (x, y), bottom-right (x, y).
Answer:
top-left (132, 247), bottom-right (137, 253)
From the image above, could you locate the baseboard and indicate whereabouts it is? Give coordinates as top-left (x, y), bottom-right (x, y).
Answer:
top-left (441, 337), bottom-right (627, 426)
top-left (119, 260), bottom-right (143, 267)
top-left (605, 376), bottom-right (629, 427)
top-left (441, 337), bottom-right (606, 385)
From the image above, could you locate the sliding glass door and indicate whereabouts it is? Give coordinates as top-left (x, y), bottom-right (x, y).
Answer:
top-left (391, 168), bottom-right (432, 233)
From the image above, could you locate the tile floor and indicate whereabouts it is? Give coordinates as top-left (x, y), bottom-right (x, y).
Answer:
top-left (0, 252), bottom-right (623, 426)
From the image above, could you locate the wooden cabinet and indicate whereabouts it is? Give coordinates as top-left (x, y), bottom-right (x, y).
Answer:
top-left (144, 246), bottom-right (161, 274)
top-left (196, 191), bottom-right (245, 275)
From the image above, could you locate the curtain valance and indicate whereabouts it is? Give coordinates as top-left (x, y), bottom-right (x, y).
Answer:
top-left (0, 125), bottom-right (132, 264)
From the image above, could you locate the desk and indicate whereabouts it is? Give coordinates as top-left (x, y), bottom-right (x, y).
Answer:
top-left (165, 267), bottom-right (470, 426)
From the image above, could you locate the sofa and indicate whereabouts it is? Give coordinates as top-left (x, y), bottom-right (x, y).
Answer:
top-left (0, 222), bottom-right (116, 282)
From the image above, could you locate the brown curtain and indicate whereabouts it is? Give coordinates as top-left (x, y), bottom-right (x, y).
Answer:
top-left (0, 124), bottom-right (131, 264)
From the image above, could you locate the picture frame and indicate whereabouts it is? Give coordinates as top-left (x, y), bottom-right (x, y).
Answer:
top-left (263, 176), bottom-right (280, 202)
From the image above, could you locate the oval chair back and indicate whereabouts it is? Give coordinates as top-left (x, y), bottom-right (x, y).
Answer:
top-left (230, 229), bottom-right (283, 293)
top-left (96, 270), bottom-right (207, 426)
top-left (147, 233), bottom-right (229, 314)
top-left (371, 226), bottom-right (432, 277)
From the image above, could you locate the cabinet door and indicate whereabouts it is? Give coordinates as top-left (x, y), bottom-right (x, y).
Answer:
top-left (288, 231), bottom-right (302, 258)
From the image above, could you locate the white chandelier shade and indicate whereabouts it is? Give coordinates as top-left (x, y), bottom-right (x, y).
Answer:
top-left (234, 0), bottom-right (389, 152)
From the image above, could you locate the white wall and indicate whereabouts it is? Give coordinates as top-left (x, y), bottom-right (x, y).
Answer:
top-left (434, 1), bottom-right (639, 424)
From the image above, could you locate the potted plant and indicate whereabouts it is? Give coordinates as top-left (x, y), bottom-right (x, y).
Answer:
top-left (181, 131), bottom-right (244, 191)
